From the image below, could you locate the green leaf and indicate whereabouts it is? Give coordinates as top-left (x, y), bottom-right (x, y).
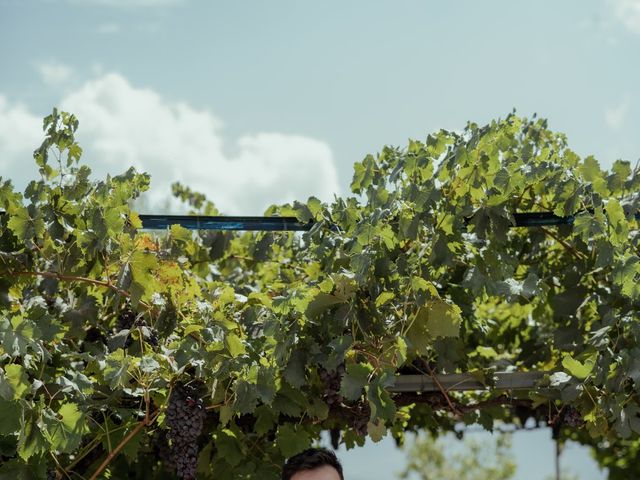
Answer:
top-left (18, 409), bottom-right (48, 461)
top-left (424, 300), bottom-right (462, 338)
top-left (46, 403), bottom-right (89, 453)
top-left (1, 364), bottom-right (29, 400)
top-left (103, 349), bottom-right (131, 389)
top-left (606, 198), bottom-right (629, 246)
top-left (225, 333), bottom-right (246, 358)
top-left (0, 399), bottom-right (21, 434)
top-left (340, 363), bottom-right (372, 401)
top-left (406, 299), bottom-right (461, 355)
top-left (254, 405), bottom-right (276, 435)
top-left (375, 291), bottom-right (395, 308)
top-left (306, 293), bottom-right (344, 318)
top-left (219, 405), bottom-right (234, 426)
top-left (256, 367), bottom-right (277, 404)
top-left (350, 154), bottom-right (376, 194)
top-left (7, 204), bottom-right (45, 242)
top-left (367, 418), bottom-right (387, 442)
top-left (283, 350), bottom-right (307, 388)
top-left (233, 380), bottom-right (257, 415)
top-left (367, 372), bottom-right (396, 422)
top-left (562, 354), bottom-right (595, 380)
top-left (276, 424), bottom-right (310, 458)
top-left (216, 428), bottom-right (245, 467)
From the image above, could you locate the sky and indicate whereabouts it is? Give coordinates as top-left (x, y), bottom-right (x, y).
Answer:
top-left (1, 0), bottom-right (639, 478)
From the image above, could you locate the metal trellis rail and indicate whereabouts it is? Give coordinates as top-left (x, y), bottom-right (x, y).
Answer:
top-left (389, 372), bottom-right (545, 392)
top-left (136, 211), bottom-right (640, 231)
top-left (1, 211), bottom-right (639, 231)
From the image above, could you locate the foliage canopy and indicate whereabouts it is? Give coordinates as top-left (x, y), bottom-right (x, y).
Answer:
top-left (1, 110), bottom-right (640, 478)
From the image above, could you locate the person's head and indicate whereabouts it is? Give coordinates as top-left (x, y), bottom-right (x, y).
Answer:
top-left (282, 448), bottom-right (344, 480)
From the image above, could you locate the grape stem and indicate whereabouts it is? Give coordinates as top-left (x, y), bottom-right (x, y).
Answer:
top-left (425, 363), bottom-right (462, 417)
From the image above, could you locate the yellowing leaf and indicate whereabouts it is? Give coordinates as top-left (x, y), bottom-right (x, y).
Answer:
top-left (562, 354), bottom-right (595, 380)
top-left (375, 291), bottom-right (395, 308)
top-left (225, 333), bottom-right (246, 358)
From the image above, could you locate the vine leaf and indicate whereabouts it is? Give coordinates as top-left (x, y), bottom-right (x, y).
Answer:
top-left (0, 399), bottom-right (21, 434)
top-left (0, 364), bottom-right (29, 400)
top-left (276, 424), bottom-right (310, 458)
top-left (340, 363), bottom-right (372, 401)
top-left (45, 402), bottom-right (90, 453)
top-left (17, 408), bottom-right (48, 461)
top-left (215, 428), bottom-right (245, 467)
top-left (562, 354), bottom-right (595, 380)
top-left (305, 293), bottom-right (344, 318)
top-left (406, 299), bottom-right (462, 356)
top-left (367, 418), bottom-right (387, 442)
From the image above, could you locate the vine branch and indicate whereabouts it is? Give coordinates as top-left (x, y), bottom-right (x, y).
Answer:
top-left (88, 410), bottom-right (160, 480)
top-left (10, 270), bottom-right (153, 311)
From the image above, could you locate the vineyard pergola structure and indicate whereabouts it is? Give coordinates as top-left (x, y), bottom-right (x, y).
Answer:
top-left (1, 109), bottom-right (640, 479)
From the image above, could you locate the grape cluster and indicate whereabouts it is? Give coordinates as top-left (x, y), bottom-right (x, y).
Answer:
top-left (319, 364), bottom-right (345, 406)
top-left (134, 318), bottom-right (159, 347)
top-left (165, 382), bottom-right (206, 479)
top-left (117, 307), bottom-right (136, 331)
top-left (562, 406), bottom-right (585, 428)
top-left (116, 307), bottom-right (159, 347)
top-left (350, 403), bottom-right (370, 437)
top-left (46, 470), bottom-right (57, 480)
top-left (154, 430), bottom-right (176, 472)
top-left (330, 428), bottom-right (341, 449)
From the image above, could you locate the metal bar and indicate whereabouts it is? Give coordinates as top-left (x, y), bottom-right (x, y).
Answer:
top-left (138, 215), bottom-right (310, 231)
top-left (512, 212), bottom-right (574, 226)
top-left (388, 371), bottom-right (545, 392)
top-left (1, 211), bottom-right (639, 231)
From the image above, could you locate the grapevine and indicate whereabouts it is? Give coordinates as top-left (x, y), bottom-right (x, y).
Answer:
top-left (0, 109), bottom-right (639, 478)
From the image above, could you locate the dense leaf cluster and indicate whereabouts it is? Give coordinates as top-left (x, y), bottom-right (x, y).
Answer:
top-left (0, 109), bottom-right (639, 478)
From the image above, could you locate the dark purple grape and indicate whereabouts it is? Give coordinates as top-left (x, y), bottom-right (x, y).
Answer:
top-left (563, 406), bottom-right (585, 428)
top-left (117, 307), bottom-right (136, 331)
top-left (319, 364), bottom-right (345, 406)
top-left (165, 382), bottom-right (206, 479)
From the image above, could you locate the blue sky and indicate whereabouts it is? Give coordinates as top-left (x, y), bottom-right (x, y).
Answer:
top-left (1, 0), bottom-right (639, 212)
top-left (1, 0), bottom-right (639, 478)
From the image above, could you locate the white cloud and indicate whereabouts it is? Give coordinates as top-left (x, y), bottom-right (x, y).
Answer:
top-left (34, 61), bottom-right (74, 87)
top-left (604, 98), bottom-right (631, 131)
top-left (0, 73), bottom-right (340, 214)
top-left (0, 97), bottom-right (42, 182)
top-left (612, 0), bottom-right (640, 34)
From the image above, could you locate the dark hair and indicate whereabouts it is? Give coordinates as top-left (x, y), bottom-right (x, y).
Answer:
top-left (282, 448), bottom-right (344, 480)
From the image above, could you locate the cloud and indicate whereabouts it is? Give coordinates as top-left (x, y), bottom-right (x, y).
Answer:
top-left (612, 0), bottom-right (640, 34)
top-left (0, 73), bottom-right (340, 214)
top-left (604, 98), bottom-right (631, 131)
top-left (0, 97), bottom-right (42, 176)
top-left (34, 61), bottom-right (74, 87)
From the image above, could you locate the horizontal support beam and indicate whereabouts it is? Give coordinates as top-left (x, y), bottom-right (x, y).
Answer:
top-left (388, 371), bottom-right (545, 392)
top-left (139, 211), bottom-right (640, 231)
top-left (2, 212), bottom-right (639, 231)
top-left (0, 211), bottom-right (640, 232)
top-left (138, 215), bottom-right (310, 231)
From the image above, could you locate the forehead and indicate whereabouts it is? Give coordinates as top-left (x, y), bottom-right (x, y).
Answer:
top-left (290, 465), bottom-right (342, 480)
